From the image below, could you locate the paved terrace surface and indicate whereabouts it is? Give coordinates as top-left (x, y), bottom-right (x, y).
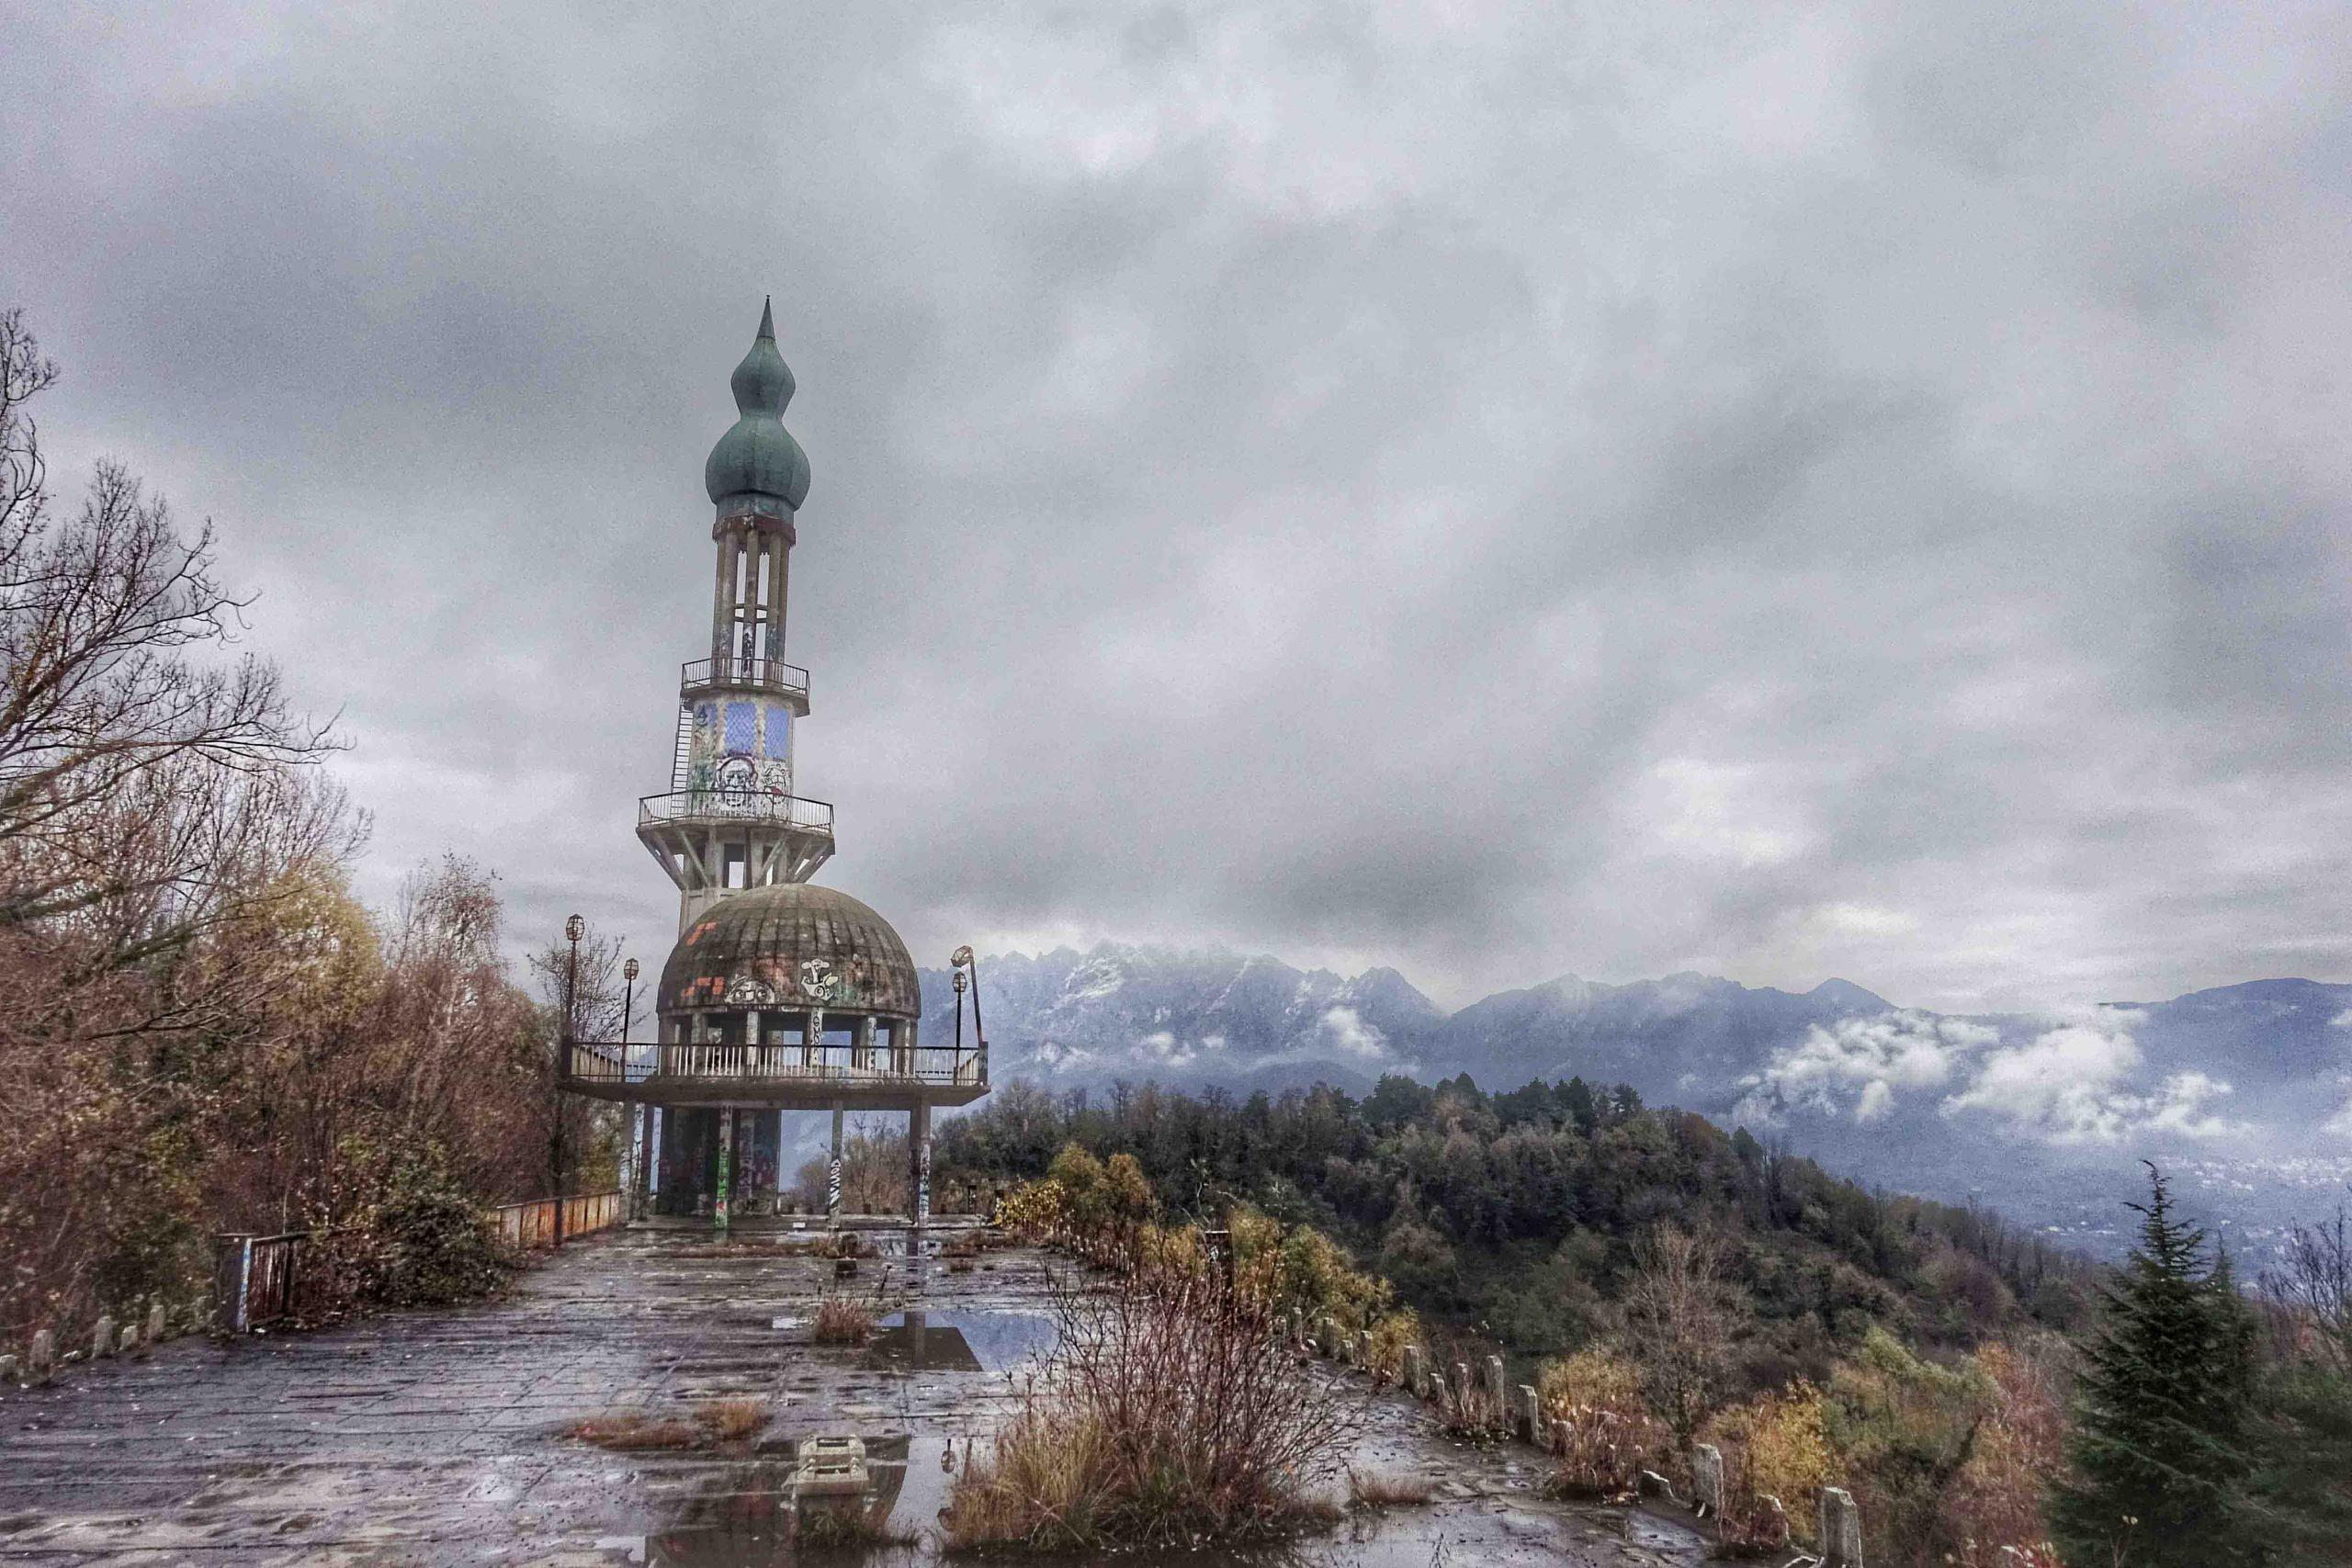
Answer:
top-left (0, 1229), bottom-right (1704, 1567)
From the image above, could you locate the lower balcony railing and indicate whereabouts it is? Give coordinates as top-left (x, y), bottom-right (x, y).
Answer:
top-left (637, 789), bottom-right (834, 832)
top-left (562, 1038), bottom-right (986, 1089)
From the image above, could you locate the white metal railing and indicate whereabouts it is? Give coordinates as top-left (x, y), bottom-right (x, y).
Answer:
top-left (563, 1038), bottom-right (985, 1089)
top-left (637, 789), bottom-right (833, 832)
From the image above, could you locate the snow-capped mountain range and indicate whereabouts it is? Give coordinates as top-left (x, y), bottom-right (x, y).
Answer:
top-left (917, 943), bottom-right (2352, 1252)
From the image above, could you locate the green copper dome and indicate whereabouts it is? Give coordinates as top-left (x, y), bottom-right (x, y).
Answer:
top-left (704, 299), bottom-right (811, 512)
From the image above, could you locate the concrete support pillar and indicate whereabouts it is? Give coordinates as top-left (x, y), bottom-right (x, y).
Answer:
top-left (854, 1015), bottom-right (874, 1071)
top-left (715, 1106), bottom-right (736, 1233)
top-left (1818, 1487), bottom-right (1863, 1567)
top-left (712, 524), bottom-right (737, 660)
top-left (910, 1099), bottom-right (933, 1239)
top-left (634, 1104), bottom-right (657, 1220)
top-left (827, 1101), bottom-right (844, 1224)
top-left (768, 528), bottom-right (788, 656)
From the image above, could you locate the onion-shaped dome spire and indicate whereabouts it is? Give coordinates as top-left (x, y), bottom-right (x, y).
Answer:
top-left (704, 297), bottom-right (811, 512)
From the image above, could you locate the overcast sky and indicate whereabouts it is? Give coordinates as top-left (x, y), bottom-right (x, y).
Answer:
top-left (4, 3), bottom-right (2346, 1011)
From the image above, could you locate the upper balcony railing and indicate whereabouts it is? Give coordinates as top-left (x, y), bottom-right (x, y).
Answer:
top-left (682, 655), bottom-right (809, 701)
top-left (561, 1038), bottom-right (987, 1091)
top-left (638, 789), bottom-right (835, 834)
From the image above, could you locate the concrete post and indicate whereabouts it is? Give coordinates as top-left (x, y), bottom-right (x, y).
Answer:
top-left (1550, 1417), bottom-right (1571, 1456)
top-left (1356, 1330), bottom-right (1373, 1371)
top-left (1320, 1316), bottom-right (1340, 1357)
top-left (827, 1101), bottom-right (844, 1224)
top-left (1453, 1361), bottom-right (1472, 1411)
top-left (29, 1329), bottom-right (53, 1383)
top-left (93, 1315), bottom-right (116, 1359)
top-left (1692, 1444), bottom-right (1725, 1521)
top-left (0, 1355), bottom-right (16, 1384)
top-left (1403, 1344), bottom-right (1426, 1396)
top-left (1485, 1355), bottom-right (1508, 1416)
top-left (714, 1106), bottom-right (735, 1233)
top-left (146, 1301), bottom-right (166, 1346)
top-left (1819, 1486), bottom-right (1863, 1566)
top-left (1518, 1384), bottom-right (1543, 1445)
top-left (1428, 1372), bottom-right (1446, 1409)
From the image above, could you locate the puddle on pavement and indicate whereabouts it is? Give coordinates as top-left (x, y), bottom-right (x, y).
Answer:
top-left (639, 1434), bottom-right (946, 1566)
top-left (864, 1311), bottom-right (1056, 1373)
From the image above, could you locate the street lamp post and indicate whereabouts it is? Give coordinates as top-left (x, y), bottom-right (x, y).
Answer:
top-left (621, 956), bottom-right (643, 1220)
top-left (556, 913), bottom-right (583, 1247)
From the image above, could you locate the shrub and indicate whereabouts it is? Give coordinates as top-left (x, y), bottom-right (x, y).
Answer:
top-left (1707, 1380), bottom-right (1831, 1551)
top-left (373, 1156), bottom-right (512, 1307)
top-left (943, 1264), bottom-right (1360, 1549)
top-left (1539, 1348), bottom-right (1664, 1497)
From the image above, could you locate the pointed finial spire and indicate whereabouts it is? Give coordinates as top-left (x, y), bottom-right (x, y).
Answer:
top-left (705, 296), bottom-right (809, 512)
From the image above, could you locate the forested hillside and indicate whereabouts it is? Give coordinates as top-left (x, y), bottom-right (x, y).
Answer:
top-left (938, 1071), bottom-right (2094, 1386)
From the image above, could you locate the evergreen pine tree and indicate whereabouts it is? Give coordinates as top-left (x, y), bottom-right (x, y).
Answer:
top-left (2052, 1161), bottom-right (2256, 1565)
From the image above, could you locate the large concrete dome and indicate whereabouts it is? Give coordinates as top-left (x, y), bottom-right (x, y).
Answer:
top-left (658, 882), bottom-right (921, 1021)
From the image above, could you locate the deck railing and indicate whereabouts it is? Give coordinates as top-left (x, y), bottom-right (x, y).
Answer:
top-left (489, 1190), bottom-right (623, 1249)
top-left (563, 1038), bottom-right (986, 1090)
top-left (211, 1190), bottom-right (624, 1332)
top-left (637, 789), bottom-right (834, 832)
top-left (680, 654), bottom-right (808, 699)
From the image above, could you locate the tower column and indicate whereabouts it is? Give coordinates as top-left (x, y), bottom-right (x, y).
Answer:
top-left (711, 523), bottom-right (737, 660)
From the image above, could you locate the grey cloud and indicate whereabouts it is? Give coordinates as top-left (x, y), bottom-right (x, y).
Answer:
top-left (3, 2), bottom-right (2346, 1010)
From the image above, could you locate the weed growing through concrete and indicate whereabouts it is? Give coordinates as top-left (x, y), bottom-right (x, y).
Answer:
top-left (811, 1291), bottom-right (879, 1345)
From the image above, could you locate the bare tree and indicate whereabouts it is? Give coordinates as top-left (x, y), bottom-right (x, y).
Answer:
top-left (2258, 1200), bottom-right (2352, 1374)
top-left (1623, 1222), bottom-right (1741, 1453)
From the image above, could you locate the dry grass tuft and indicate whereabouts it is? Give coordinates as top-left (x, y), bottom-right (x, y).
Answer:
top-left (567, 1411), bottom-right (698, 1450)
top-left (568, 1396), bottom-right (767, 1450)
top-left (1347, 1471), bottom-right (1434, 1508)
top-left (694, 1395), bottom-right (768, 1444)
top-left (811, 1292), bottom-right (879, 1345)
top-left (796, 1508), bottom-right (918, 1549)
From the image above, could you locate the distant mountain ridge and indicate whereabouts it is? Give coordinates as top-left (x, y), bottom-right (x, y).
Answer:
top-left (916, 942), bottom-right (2352, 1249)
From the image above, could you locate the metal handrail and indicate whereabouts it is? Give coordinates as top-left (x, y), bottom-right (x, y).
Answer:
top-left (562, 1037), bottom-right (986, 1089)
top-left (637, 789), bottom-right (834, 831)
top-left (681, 655), bottom-right (808, 697)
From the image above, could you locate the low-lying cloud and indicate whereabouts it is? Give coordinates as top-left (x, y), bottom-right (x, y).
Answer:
top-left (1740, 1006), bottom-right (2244, 1145)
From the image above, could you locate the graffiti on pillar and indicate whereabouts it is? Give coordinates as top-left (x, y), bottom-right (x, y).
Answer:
top-left (715, 1108), bottom-right (735, 1230)
top-left (918, 1133), bottom-right (933, 1224)
top-left (827, 1155), bottom-right (842, 1215)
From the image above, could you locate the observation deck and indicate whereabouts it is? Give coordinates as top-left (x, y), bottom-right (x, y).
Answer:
top-left (560, 1037), bottom-right (989, 1111)
top-left (680, 654), bottom-right (808, 713)
top-left (636, 787), bottom-right (835, 891)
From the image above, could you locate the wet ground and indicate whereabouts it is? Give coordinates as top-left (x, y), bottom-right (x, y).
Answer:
top-left (0, 1228), bottom-right (1704, 1566)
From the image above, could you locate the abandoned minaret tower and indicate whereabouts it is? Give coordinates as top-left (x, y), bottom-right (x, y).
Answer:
top-left (637, 298), bottom-right (829, 920)
top-left (561, 301), bottom-right (988, 1235)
